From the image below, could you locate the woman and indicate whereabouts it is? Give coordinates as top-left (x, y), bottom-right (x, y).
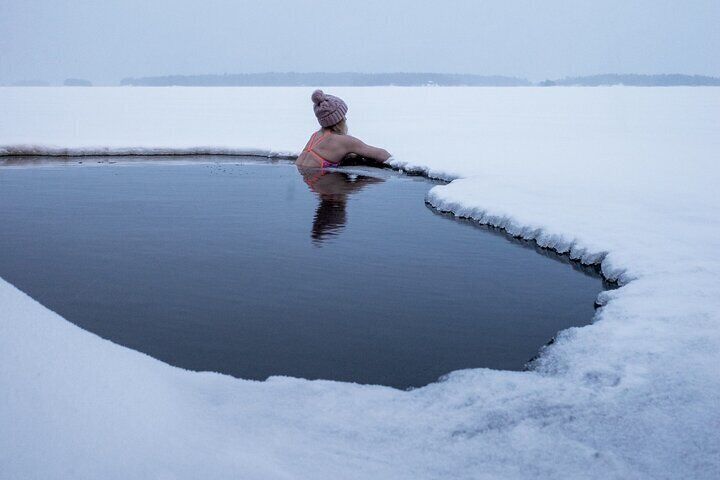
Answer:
top-left (295, 90), bottom-right (392, 168)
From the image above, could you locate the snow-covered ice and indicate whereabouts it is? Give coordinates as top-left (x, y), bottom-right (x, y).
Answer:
top-left (1, 87), bottom-right (719, 479)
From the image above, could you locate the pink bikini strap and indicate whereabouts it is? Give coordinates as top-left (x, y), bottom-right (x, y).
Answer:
top-left (303, 131), bottom-right (334, 167)
top-left (305, 131), bottom-right (331, 152)
top-left (307, 149), bottom-right (332, 166)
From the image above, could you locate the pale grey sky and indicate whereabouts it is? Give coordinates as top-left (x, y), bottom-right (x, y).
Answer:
top-left (1, 0), bottom-right (719, 84)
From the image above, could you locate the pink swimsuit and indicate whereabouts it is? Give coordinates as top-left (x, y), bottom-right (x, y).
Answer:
top-left (302, 131), bottom-right (339, 169)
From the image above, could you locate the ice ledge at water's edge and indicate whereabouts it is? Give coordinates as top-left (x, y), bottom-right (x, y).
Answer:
top-left (0, 144), bottom-right (298, 158)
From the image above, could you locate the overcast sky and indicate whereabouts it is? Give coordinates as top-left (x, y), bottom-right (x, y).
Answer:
top-left (1, 0), bottom-right (719, 84)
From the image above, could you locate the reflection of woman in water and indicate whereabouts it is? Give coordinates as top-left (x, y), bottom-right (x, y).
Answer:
top-left (296, 89), bottom-right (391, 245)
top-left (295, 90), bottom-right (392, 169)
top-left (300, 169), bottom-right (384, 245)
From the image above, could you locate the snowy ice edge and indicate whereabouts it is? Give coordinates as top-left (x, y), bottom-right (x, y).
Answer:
top-left (0, 144), bottom-right (298, 158)
top-left (388, 156), bottom-right (626, 285)
top-left (425, 193), bottom-right (613, 276)
top-left (424, 193), bottom-right (624, 309)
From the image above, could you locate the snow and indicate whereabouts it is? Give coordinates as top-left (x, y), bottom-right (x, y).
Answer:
top-left (2, 86), bottom-right (720, 479)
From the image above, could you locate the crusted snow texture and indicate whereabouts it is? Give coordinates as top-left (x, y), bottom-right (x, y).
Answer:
top-left (1, 87), bottom-right (720, 479)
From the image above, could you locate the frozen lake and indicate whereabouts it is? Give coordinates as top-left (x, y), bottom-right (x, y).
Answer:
top-left (0, 158), bottom-right (606, 388)
top-left (1, 87), bottom-right (718, 478)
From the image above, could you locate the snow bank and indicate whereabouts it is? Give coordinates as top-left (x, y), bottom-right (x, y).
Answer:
top-left (2, 87), bottom-right (720, 479)
top-left (0, 145), bottom-right (295, 157)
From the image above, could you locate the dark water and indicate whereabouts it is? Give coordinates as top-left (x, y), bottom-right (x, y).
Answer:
top-left (0, 158), bottom-right (607, 389)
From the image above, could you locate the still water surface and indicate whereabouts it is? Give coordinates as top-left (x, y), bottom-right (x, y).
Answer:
top-left (0, 158), bottom-right (606, 388)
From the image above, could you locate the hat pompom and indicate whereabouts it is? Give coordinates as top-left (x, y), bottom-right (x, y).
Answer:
top-left (311, 90), bottom-right (348, 127)
top-left (311, 89), bottom-right (325, 105)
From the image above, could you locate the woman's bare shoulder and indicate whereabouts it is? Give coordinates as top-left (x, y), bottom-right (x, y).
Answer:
top-left (336, 134), bottom-right (390, 162)
top-left (335, 134), bottom-right (365, 148)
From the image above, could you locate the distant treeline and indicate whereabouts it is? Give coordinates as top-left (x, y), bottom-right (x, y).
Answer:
top-left (63, 78), bottom-right (92, 86)
top-left (539, 74), bottom-right (720, 86)
top-left (119, 72), bottom-right (531, 86)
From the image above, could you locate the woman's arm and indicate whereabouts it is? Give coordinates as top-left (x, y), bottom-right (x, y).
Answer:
top-left (341, 135), bottom-right (392, 163)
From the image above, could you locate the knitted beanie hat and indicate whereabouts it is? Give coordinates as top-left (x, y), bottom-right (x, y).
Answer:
top-left (312, 89), bottom-right (348, 128)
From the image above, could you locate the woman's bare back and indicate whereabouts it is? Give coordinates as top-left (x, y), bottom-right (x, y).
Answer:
top-left (296, 130), bottom-right (391, 168)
